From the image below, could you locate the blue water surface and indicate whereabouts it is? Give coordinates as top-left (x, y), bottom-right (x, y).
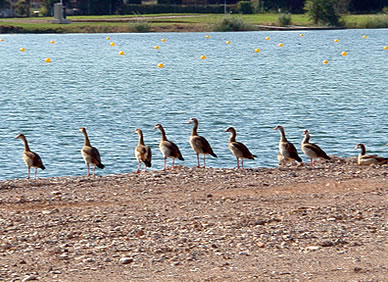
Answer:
top-left (0, 29), bottom-right (387, 179)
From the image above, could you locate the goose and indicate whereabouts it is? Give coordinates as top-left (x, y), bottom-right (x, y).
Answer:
top-left (79, 127), bottom-right (104, 176)
top-left (134, 128), bottom-right (152, 173)
top-left (153, 123), bottom-right (184, 170)
top-left (301, 129), bottom-right (330, 167)
top-left (225, 126), bottom-right (256, 169)
top-left (14, 134), bottom-right (45, 179)
top-left (354, 143), bottom-right (388, 165)
top-left (187, 117), bottom-right (217, 168)
top-left (273, 125), bottom-right (302, 166)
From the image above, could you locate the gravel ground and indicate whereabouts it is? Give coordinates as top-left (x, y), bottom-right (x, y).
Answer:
top-left (0, 157), bottom-right (387, 281)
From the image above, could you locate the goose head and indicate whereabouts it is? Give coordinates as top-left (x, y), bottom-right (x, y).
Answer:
top-left (224, 127), bottom-right (236, 134)
top-left (14, 133), bottom-right (25, 140)
top-left (186, 117), bottom-right (198, 125)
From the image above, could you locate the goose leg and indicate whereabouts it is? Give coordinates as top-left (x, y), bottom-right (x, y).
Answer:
top-left (310, 158), bottom-right (313, 167)
top-left (172, 158), bottom-right (176, 169)
top-left (196, 154), bottom-right (200, 168)
top-left (34, 168), bottom-right (38, 180)
top-left (143, 163), bottom-right (147, 172)
top-left (93, 165), bottom-right (96, 177)
top-left (236, 158), bottom-right (239, 169)
top-left (203, 156), bottom-right (206, 168)
top-left (27, 167), bottom-right (31, 179)
top-left (86, 163), bottom-right (90, 176)
top-left (241, 159), bottom-right (244, 169)
top-left (162, 157), bottom-right (167, 171)
top-left (136, 162), bottom-right (141, 173)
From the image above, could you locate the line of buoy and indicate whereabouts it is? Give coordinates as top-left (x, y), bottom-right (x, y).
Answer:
top-left (50, 40), bottom-right (55, 44)
top-left (119, 51), bottom-right (125, 55)
top-left (110, 42), bottom-right (116, 46)
top-left (226, 41), bottom-right (231, 45)
top-left (157, 63), bottom-right (164, 68)
top-left (255, 48), bottom-right (260, 53)
top-left (45, 58), bottom-right (52, 63)
top-left (200, 55), bottom-right (206, 59)
top-left (20, 47), bottom-right (25, 52)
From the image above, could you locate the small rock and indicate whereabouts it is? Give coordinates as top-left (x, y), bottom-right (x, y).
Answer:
top-left (22, 275), bottom-right (38, 282)
top-left (119, 257), bottom-right (133, 264)
top-left (305, 246), bottom-right (321, 252)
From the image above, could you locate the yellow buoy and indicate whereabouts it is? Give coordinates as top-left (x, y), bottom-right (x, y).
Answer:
top-left (226, 41), bottom-right (231, 45)
top-left (154, 45), bottom-right (159, 50)
top-left (110, 42), bottom-right (116, 46)
top-left (341, 51), bottom-right (347, 56)
top-left (119, 51), bottom-right (125, 55)
top-left (322, 60), bottom-right (329, 64)
top-left (106, 37), bottom-right (110, 40)
top-left (45, 58), bottom-right (52, 63)
top-left (265, 37), bottom-right (270, 40)
top-left (278, 43), bottom-right (283, 47)
top-left (205, 35), bottom-right (210, 39)
top-left (161, 38), bottom-right (166, 42)
top-left (300, 34), bottom-right (304, 37)
top-left (50, 40), bottom-right (55, 44)
top-left (157, 63), bottom-right (164, 68)
top-left (362, 35), bottom-right (367, 39)
top-left (384, 46), bottom-right (388, 50)
top-left (334, 39), bottom-right (339, 43)
top-left (255, 48), bottom-right (260, 53)
top-left (20, 47), bottom-right (25, 52)
top-left (200, 55), bottom-right (206, 59)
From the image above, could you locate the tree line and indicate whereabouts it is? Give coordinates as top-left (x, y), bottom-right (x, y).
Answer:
top-left (1, 0), bottom-right (387, 17)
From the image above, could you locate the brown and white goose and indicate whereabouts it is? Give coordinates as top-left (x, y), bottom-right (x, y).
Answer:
top-left (225, 127), bottom-right (256, 169)
top-left (273, 125), bottom-right (302, 166)
top-left (153, 123), bottom-right (184, 170)
top-left (80, 127), bottom-right (104, 176)
top-left (15, 134), bottom-right (45, 179)
top-left (134, 128), bottom-right (152, 173)
top-left (354, 143), bottom-right (388, 165)
top-left (301, 129), bottom-right (330, 167)
top-left (187, 118), bottom-right (217, 168)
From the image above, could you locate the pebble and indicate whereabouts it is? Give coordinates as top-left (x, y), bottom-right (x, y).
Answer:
top-left (119, 257), bottom-right (134, 264)
top-left (22, 275), bottom-right (38, 282)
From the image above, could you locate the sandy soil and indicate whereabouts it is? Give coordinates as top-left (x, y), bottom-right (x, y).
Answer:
top-left (0, 158), bottom-right (387, 281)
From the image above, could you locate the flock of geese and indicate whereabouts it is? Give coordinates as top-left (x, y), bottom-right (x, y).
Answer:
top-left (14, 118), bottom-right (388, 179)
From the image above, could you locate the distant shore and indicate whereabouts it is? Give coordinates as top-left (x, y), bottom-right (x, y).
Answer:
top-left (0, 13), bottom-right (386, 34)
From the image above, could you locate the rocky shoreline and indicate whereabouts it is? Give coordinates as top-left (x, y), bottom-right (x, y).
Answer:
top-left (0, 158), bottom-right (387, 281)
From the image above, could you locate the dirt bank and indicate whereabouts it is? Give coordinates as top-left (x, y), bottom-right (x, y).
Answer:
top-left (0, 159), bottom-right (387, 281)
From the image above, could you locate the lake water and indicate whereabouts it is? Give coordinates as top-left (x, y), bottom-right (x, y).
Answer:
top-left (0, 29), bottom-right (387, 180)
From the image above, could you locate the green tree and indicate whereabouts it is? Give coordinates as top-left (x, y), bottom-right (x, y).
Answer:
top-left (0, 0), bottom-right (10, 9)
top-left (304, 0), bottom-right (342, 26)
top-left (13, 0), bottom-right (29, 16)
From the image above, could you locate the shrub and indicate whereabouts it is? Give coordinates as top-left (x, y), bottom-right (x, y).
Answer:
top-left (13, 0), bottom-right (29, 16)
top-left (212, 15), bottom-right (253, 32)
top-left (236, 1), bottom-right (253, 14)
top-left (128, 21), bottom-right (151, 33)
top-left (304, 0), bottom-right (342, 26)
top-left (278, 13), bottom-right (292, 26)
